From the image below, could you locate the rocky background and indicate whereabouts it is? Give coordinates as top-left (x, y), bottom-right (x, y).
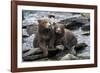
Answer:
top-left (22, 10), bottom-right (90, 61)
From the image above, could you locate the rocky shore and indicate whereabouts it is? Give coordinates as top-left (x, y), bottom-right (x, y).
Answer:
top-left (22, 11), bottom-right (90, 61)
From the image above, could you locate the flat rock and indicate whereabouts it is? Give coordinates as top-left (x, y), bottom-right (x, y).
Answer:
top-left (22, 34), bottom-right (35, 51)
top-left (59, 14), bottom-right (89, 24)
top-left (61, 53), bottom-right (79, 60)
top-left (77, 52), bottom-right (90, 59)
top-left (82, 31), bottom-right (90, 36)
top-left (64, 21), bottom-right (84, 30)
top-left (56, 45), bottom-right (64, 50)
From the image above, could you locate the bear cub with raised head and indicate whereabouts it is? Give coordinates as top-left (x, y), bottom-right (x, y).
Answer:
top-left (33, 19), bottom-right (54, 57)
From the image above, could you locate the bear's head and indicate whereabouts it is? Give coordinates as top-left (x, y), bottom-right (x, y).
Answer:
top-left (38, 19), bottom-right (52, 34)
top-left (38, 19), bottom-right (51, 28)
top-left (54, 24), bottom-right (65, 38)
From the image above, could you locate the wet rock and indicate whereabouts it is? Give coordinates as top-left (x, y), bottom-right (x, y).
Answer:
top-left (27, 24), bottom-right (38, 35)
top-left (22, 17), bottom-right (38, 27)
top-left (81, 25), bottom-right (90, 31)
top-left (23, 48), bottom-right (40, 57)
top-left (22, 42), bottom-right (32, 51)
top-left (75, 16), bottom-right (89, 24)
top-left (22, 37), bottom-right (27, 43)
top-left (27, 25), bottom-right (34, 35)
top-left (64, 21), bottom-right (84, 30)
top-left (59, 15), bottom-right (81, 24)
top-left (82, 31), bottom-right (90, 36)
top-left (22, 29), bottom-right (29, 37)
top-left (23, 48), bottom-right (64, 61)
top-left (72, 13), bottom-right (80, 15)
top-left (59, 14), bottom-right (88, 24)
top-left (22, 26), bottom-right (27, 29)
top-left (56, 45), bottom-right (64, 50)
top-left (23, 54), bottom-right (44, 61)
top-left (77, 52), bottom-right (90, 59)
top-left (61, 53), bottom-right (79, 60)
top-left (75, 43), bottom-right (88, 52)
top-left (22, 34), bottom-right (35, 51)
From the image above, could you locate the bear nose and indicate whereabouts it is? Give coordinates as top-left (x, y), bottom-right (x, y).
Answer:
top-left (45, 28), bottom-right (50, 32)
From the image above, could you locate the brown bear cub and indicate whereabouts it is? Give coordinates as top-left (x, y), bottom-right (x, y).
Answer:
top-left (54, 23), bottom-right (78, 55)
top-left (33, 19), bottom-right (54, 57)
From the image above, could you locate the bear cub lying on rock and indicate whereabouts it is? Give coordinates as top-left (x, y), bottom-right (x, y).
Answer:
top-left (53, 23), bottom-right (78, 55)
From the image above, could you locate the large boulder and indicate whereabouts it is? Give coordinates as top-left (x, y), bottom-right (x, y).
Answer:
top-left (81, 24), bottom-right (90, 31)
top-left (59, 14), bottom-right (89, 24)
top-left (75, 43), bottom-right (88, 52)
top-left (64, 21), bottom-right (84, 30)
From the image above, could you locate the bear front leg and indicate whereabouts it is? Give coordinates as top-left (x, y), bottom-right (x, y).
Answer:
top-left (39, 40), bottom-right (48, 57)
top-left (48, 39), bottom-right (55, 49)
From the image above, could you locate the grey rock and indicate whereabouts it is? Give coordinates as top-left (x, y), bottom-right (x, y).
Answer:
top-left (64, 21), bottom-right (84, 30)
top-left (59, 15), bottom-right (89, 24)
top-left (27, 24), bottom-right (38, 35)
top-left (82, 31), bottom-right (90, 36)
top-left (56, 45), bottom-right (64, 50)
top-left (61, 53), bottom-right (79, 60)
top-left (22, 29), bottom-right (29, 37)
top-left (81, 25), bottom-right (90, 31)
top-left (75, 43), bottom-right (88, 52)
top-left (22, 34), bottom-right (35, 51)
top-left (22, 17), bottom-right (38, 27)
top-left (77, 52), bottom-right (90, 59)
